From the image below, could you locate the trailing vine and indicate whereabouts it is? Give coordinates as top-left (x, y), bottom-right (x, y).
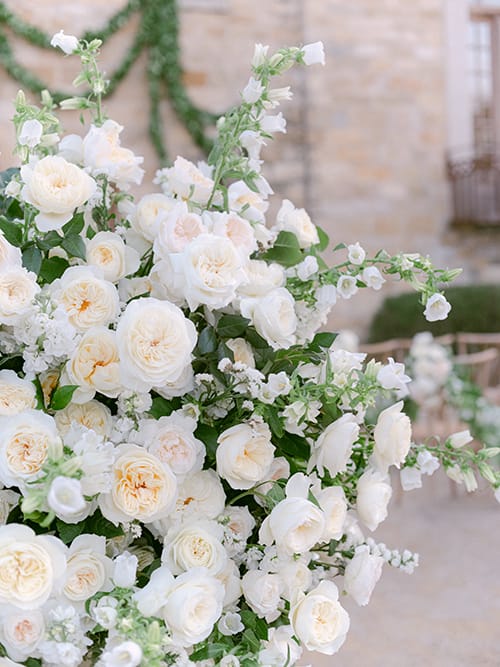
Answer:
top-left (0, 0), bottom-right (220, 163)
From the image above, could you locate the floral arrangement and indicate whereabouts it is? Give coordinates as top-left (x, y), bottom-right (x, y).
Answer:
top-left (0, 34), bottom-right (497, 667)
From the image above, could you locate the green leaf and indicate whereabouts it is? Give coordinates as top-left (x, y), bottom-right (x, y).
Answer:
top-left (37, 230), bottom-right (63, 251)
top-left (22, 243), bottom-right (42, 274)
top-left (315, 225), bottom-right (330, 252)
top-left (262, 230), bottom-right (303, 267)
top-left (309, 332), bottom-right (336, 351)
top-left (266, 407), bottom-right (284, 439)
top-left (0, 216), bottom-right (23, 246)
top-left (0, 167), bottom-right (20, 189)
top-left (197, 326), bottom-right (217, 355)
top-left (62, 212), bottom-right (85, 237)
top-left (242, 628), bottom-right (261, 653)
top-left (56, 518), bottom-right (86, 544)
top-left (217, 314), bottom-right (250, 338)
top-left (333, 242), bottom-right (347, 252)
top-left (85, 510), bottom-right (124, 539)
top-left (195, 423), bottom-right (219, 460)
top-left (50, 384), bottom-right (79, 410)
top-left (39, 256), bottom-right (69, 283)
top-left (149, 395), bottom-right (174, 419)
top-left (328, 539), bottom-right (339, 557)
top-left (265, 481), bottom-right (286, 509)
top-left (61, 233), bottom-right (86, 260)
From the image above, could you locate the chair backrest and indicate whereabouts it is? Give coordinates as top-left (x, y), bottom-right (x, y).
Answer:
top-left (453, 347), bottom-right (499, 389)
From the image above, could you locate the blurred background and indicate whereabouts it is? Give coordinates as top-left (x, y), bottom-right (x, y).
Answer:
top-left (0, 1), bottom-right (499, 664)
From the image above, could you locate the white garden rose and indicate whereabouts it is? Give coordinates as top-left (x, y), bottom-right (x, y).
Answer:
top-left (162, 156), bottom-right (215, 205)
top-left (170, 233), bottom-right (246, 310)
top-left (0, 371), bottom-right (36, 416)
top-left (275, 199), bottom-right (319, 248)
top-left (211, 211), bottom-right (257, 257)
top-left (0, 410), bottom-right (61, 488)
top-left (228, 181), bottom-right (268, 223)
top-left (170, 469), bottom-right (226, 524)
top-left (240, 288), bottom-right (297, 350)
top-left (372, 401), bottom-right (412, 471)
top-left (356, 468), bottom-right (392, 532)
top-left (237, 260), bottom-right (284, 298)
top-left (226, 338), bottom-right (255, 368)
top-left (64, 534), bottom-right (112, 602)
top-left (0, 267), bottom-right (39, 325)
top-left (343, 544), bottom-right (384, 607)
top-left (278, 560), bottom-right (312, 603)
top-left (0, 608), bottom-right (45, 662)
top-left (83, 119), bottom-right (144, 189)
top-left (66, 327), bottom-right (121, 402)
top-left (241, 570), bottom-right (282, 622)
top-left (162, 520), bottom-right (228, 575)
top-left (116, 297), bottom-right (197, 392)
top-left (162, 568), bottom-right (224, 647)
top-left (260, 496), bottom-right (325, 555)
top-left (54, 399), bottom-right (112, 437)
top-left (258, 625), bottom-right (303, 667)
top-left (53, 265), bottom-right (119, 331)
top-left (0, 658), bottom-right (24, 667)
top-left (0, 524), bottom-right (67, 609)
top-left (99, 444), bottom-right (177, 524)
top-left (318, 485), bottom-right (348, 541)
top-left (131, 192), bottom-right (175, 242)
top-left (220, 506), bottom-right (256, 553)
top-left (309, 413), bottom-right (360, 477)
top-left (86, 231), bottom-right (140, 283)
top-left (154, 201), bottom-right (207, 256)
top-left (20, 155), bottom-right (96, 231)
top-left (0, 232), bottom-right (22, 268)
top-left (133, 564), bottom-right (174, 618)
top-left (290, 580), bottom-right (349, 655)
top-left (216, 421), bottom-right (275, 490)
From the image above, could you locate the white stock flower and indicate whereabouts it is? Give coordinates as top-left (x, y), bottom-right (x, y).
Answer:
top-left (50, 30), bottom-right (79, 54)
top-left (47, 476), bottom-right (88, 523)
top-left (162, 568), bottom-right (224, 646)
top-left (86, 231), bottom-right (140, 283)
top-left (101, 641), bottom-right (142, 667)
top-left (0, 524), bottom-right (66, 609)
top-left (424, 293), bottom-right (451, 322)
top-left (64, 534), bottom-right (112, 601)
top-left (216, 421), bottom-right (275, 490)
top-left (0, 410), bottom-right (61, 488)
top-left (356, 468), bottom-right (392, 532)
top-left (162, 520), bottom-right (227, 575)
top-left (336, 274), bottom-right (358, 299)
top-left (362, 265), bottom-right (385, 290)
top-left (290, 580), bottom-right (349, 655)
top-left (372, 401), bottom-right (412, 471)
top-left (309, 413), bottom-right (360, 477)
top-left (344, 544), bottom-right (384, 606)
top-left (240, 288), bottom-right (297, 350)
top-left (0, 370), bottom-right (36, 416)
top-left (0, 608), bottom-right (45, 662)
top-left (131, 192), bottom-right (175, 242)
top-left (241, 570), bottom-right (282, 622)
top-left (154, 201), bottom-right (207, 256)
top-left (0, 267), bottom-right (39, 325)
top-left (116, 297), bottom-right (196, 392)
top-left (21, 156), bottom-right (96, 231)
top-left (301, 41), bottom-right (326, 66)
top-left (53, 265), bottom-right (119, 331)
top-left (99, 444), bottom-right (177, 525)
top-left (112, 552), bottom-right (138, 588)
top-left (18, 119), bottom-right (43, 148)
top-left (347, 242), bottom-right (365, 265)
top-left (275, 199), bottom-right (319, 248)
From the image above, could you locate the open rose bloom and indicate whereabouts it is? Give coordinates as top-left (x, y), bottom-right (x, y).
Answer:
top-left (0, 35), bottom-right (495, 667)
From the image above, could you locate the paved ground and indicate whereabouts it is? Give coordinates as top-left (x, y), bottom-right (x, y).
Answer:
top-left (309, 471), bottom-right (500, 667)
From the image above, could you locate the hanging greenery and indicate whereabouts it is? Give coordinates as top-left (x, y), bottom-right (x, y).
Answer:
top-left (0, 0), bottom-right (220, 163)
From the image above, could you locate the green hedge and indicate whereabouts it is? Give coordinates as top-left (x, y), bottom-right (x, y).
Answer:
top-left (368, 285), bottom-right (500, 342)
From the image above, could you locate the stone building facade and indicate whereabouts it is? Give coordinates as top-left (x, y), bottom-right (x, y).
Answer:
top-left (0, 0), bottom-right (498, 335)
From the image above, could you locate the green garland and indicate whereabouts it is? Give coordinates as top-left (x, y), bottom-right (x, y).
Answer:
top-left (0, 0), bottom-right (220, 163)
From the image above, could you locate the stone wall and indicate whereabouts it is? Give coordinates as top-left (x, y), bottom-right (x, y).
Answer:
top-left (0, 0), bottom-right (494, 337)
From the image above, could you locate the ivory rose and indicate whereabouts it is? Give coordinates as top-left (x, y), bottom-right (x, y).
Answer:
top-left (116, 297), bottom-right (197, 392)
top-left (309, 413), bottom-right (360, 477)
top-left (0, 267), bottom-right (39, 325)
top-left (0, 524), bottom-right (67, 609)
top-left (154, 201), bottom-right (207, 256)
top-left (162, 156), bottom-right (215, 205)
top-left (356, 468), bottom-right (392, 532)
top-left (240, 287), bottom-right (297, 350)
top-left (290, 580), bottom-right (349, 654)
top-left (372, 401), bottom-right (412, 471)
top-left (0, 608), bottom-right (45, 662)
top-left (211, 211), bottom-right (257, 256)
top-left (318, 485), bottom-right (348, 541)
top-left (162, 520), bottom-right (228, 575)
top-left (86, 231), bottom-right (140, 283)
top-left (21, 155), bottom-right (96, 231)
top-left (275, 199), bottom-right (319, 248)
top-left (131, 192), bottom-right (175, 242)
top-left (63, 534), bottom-right (112, 602)
top-left (0, 371), bottom-right (36, 416)
top-left (237, 260), bottom-right (284, 298)
top-left (169, 469), bottom-right (226, 524)
top-left (241, 570), bottom-right (283, 622)
top-left (99, 444), bottom-right (177, 524)
top-left (260, 496), bottom-right (325, 555)
top-left (344, 544), bottom-right (384, 607)
top-left (216, 421), bottom-right (275, 490)
top-left (54, 399), bottom-right (112, 437)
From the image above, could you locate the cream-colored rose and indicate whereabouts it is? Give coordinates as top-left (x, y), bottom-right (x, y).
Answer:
top-left (240, 288), bottom-right (297, 350)
top-left (54, 399), bottom-right (112, 437)
top-left (21, 155), bottom-right (96, 231)
top-left (237, 260), bottom-right (284, 298)
top-left (216, 421), bottom-right (275, 490)
top-left (318, 486), bottom-right (348, 541)
top-left (86, 231), bottom-right (140, 283)
top-left (0, 608), bottom-right (45, 662)
top-left (116, 297), bottom-right (197, 392)
top-left (0, 524), bottom-right (67, 609)
top-left (260, 496), bottom-right (325, 555)
top-left (66, 327), bottom-right (121, 402)
top-left (170, 469), bottom-right (226, 524)
top-left (0, 371), bottom-right (36, 416)
top-left (131, 193), bottom-right (176, 242)
top-left (53, 266), bottom-right (119, 331)
top-left (275, 199), bottom-right (319, 248)
top-left (0, 232), bottom-right (21, 268)
top-left (154, 201), bottom-right (207, 257)
top-left (99, 444), bottom-right (177, 524)
top-left (0, 410), bottom-right (62, 488)
top-left (372, 401), bottom-right (412, 471)
top-left (278, 560), bottom-right (312, 603)
top-left (163, 156), bottom-right (215, 205)
top-left (228, 180), bottom-right (268, 222)
top-left (162, 520), bottom-right (228, 575)
top-left (258, 625), bottom-right (303, 667)
top-left (211, 211), bottom-right (257, 257)
top-left (162, 569), bottom-right (224, 647)
top-left (63, 534), bottom-right (112, 602)
top-left (309, 413), bottom-right (360, 477)
top-left (226, 338), bottom-right (255, 368)
top-left (0, 267), bottom-right (39, 325)
top-left (290, 580), bottom-right (350, 654)
top-left (356, 468), bottom-right (392, 532)
top-left (242, 570), bottom-right (283, 622)
top-left (343, 544), bottom-right (384, 607)
top-left (170, 233), bottom-right (246, 311)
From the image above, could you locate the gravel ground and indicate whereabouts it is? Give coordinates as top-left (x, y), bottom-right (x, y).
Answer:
top-left (310, 471), bottom-right (500, 667)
